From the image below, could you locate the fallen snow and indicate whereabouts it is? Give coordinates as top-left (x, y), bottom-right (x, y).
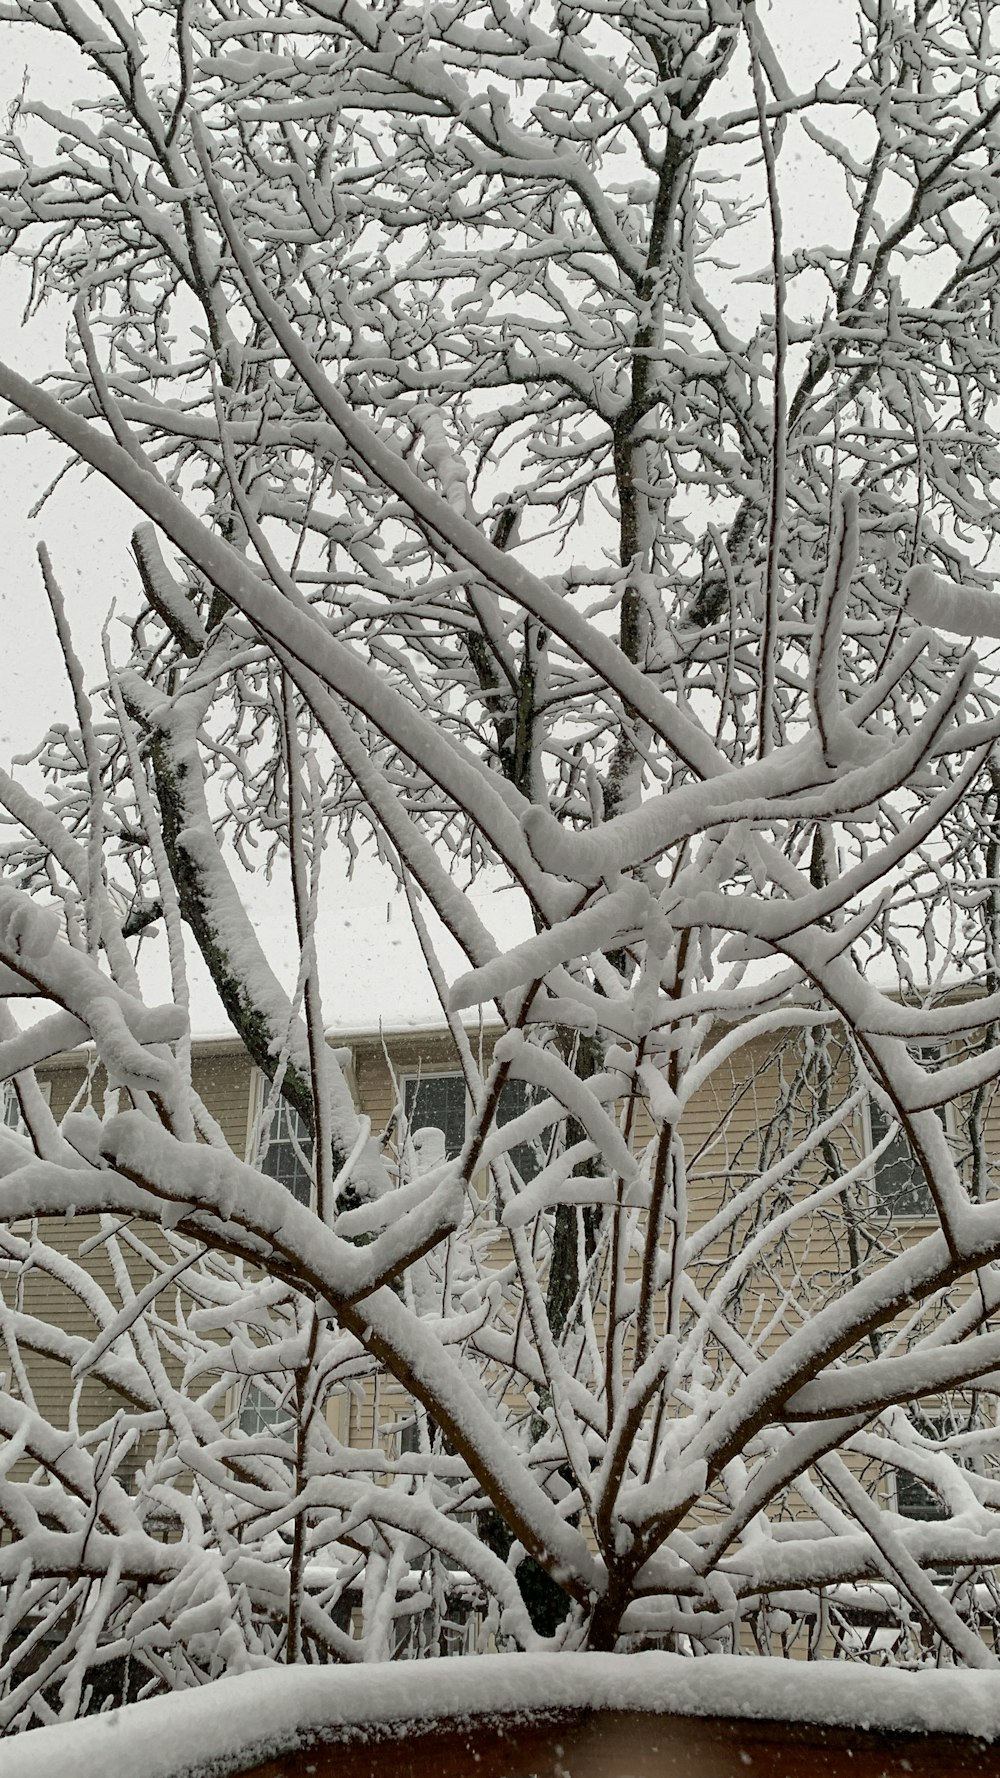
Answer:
top-left (7, 1652), bottom-right (1000, 1778)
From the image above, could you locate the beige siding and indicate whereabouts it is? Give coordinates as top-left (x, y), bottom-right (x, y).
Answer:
top-left (191, 1049), bottom-right (256, 1156)
top-left (5, 1023), bottom-right (982, 1495)
top-left (7, 1048), bottom-right (255, 1445)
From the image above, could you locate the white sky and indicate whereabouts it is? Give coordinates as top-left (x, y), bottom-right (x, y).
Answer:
top-left (0, 2), bottom-right (864, 1034)
top-left (0, 0), bottom-right (860, 731)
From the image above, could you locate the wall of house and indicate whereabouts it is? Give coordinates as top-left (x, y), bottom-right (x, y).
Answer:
top-left (3, 1047), bottom-right (255, 1459)
top-left (4, 1021), bottom-right (996, 1626)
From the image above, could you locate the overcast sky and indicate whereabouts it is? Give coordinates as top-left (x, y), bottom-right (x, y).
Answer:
top-left (0, 1), bottom-right (861, 1033)
top-left (0, 0), bottom-right (860, 743)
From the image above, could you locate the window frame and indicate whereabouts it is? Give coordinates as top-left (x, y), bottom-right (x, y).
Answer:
top-left (237, 1377), bottom-right (295, 1445)
top-left (2, 1080), bottom-right (53, 1233)
top-left (1, 1076), bottom-right (52, 1137)
top-left (399, 1068), bottom-right (545, 1185)
top-left (400, 1069), bottom-right (469, 1164)
top-left (246, 1071), bottom-right (317, 1208)
top-left (866, 1048), bottom-right (950, 1224)
top-left (891, 1409), bottom-right (969, 1527)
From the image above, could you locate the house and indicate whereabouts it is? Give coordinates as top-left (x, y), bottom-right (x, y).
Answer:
top-left (1, 1021), bottom-right (971, 1455)
top-left (0, 1014), bottom-right (991, 1666)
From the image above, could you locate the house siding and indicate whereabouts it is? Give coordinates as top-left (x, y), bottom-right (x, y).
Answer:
top-left (3, 1024), bottom-right (990, 1593)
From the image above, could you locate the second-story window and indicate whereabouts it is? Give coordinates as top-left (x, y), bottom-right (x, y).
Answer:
top-left (2, 1086), bottom-right (20, 1132)
top-left (403, 1073), bottom-right (467, 1160)
top-left (868, 1049), bottom-right (946, 1221)
top-left (868, 1099), bottom-right (935, 1219)
top-left (1, 1079), bottom-right (50, 1142)
top-left (896, 1462), bottom-right (947, 1521)
top-left (239, 1379), bottom-right (293, 1442)
top-left (402, 1071), bottom-right (543, 1181)
top-left (259, 1098), bottom-right (314, 1206)
top-left (495, 1077), bottom-right (544, 1184)
top-left (894, 1412), bottom-right (962, 1523)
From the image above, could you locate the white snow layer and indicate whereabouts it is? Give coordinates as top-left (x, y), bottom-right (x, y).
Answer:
top-left (8, 1652), bottom-right (1000, 1778)
top-left (905, 563), bottom-right (1000, 639)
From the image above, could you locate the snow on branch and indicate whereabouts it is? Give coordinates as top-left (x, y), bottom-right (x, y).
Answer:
top-left (1, 0), bottom-right (1000, 1706)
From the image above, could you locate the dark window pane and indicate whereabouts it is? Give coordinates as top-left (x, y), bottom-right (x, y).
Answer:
top-left (396, 1415), bottom-right (421, 1456)
top-left (870, 1051), bottom-right (944, 1219)
top-left (896, 1414), bottom-right (955, 1522)
top-left (259, 1099), bottom-right (314, 1205)
top-left (403, 1073), bottom-right (544, 1178)
top-left (496, 1078), bottom-right (544, 1183)
top-left (869, 1099), bottom-right (935, 1218)
top-left (896, 1466), bottom-right (946, 1520)
top-left (404, 1075), bottom-right (467, 1159)
top-left (240, 1382), bottom-right (293, 1442)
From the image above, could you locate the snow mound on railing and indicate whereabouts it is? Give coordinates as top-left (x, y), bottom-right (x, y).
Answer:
top-left (7, 1651), bottom-right (1000, 1778)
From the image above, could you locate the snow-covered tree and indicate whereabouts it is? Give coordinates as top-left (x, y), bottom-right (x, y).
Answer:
top-left (3, 0), bottom-right (1000, 1722)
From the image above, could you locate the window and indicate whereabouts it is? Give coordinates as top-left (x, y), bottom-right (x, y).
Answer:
top-left (869, 1099), bottom-right (935, 1219)
top-left (239, 1380), bottom-right (293, 1442)
top-left (869, 1052), bottom-right (946, 1220)
top-left (402, 1073), bottom-right (543, 1182)
top-left (404, 1074), bottom-right (467, 1160)
top-left (1, 1078), bottom-right (50, 1149)
top-left (393, 1411), bottom-right (422, 1457)
top-left (895, 1465), bottom-right (945, 1521)
top-left (495, 1077), bottom-right (544, 1184)
top-left (258, 1097), bottom-right (314, 1206)
top-left (894, 1413), bottom-right (958, 1523)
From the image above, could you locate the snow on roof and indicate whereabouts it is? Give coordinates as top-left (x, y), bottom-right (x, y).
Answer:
top-left (7, 1651), bottom-right (1000, 1778)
